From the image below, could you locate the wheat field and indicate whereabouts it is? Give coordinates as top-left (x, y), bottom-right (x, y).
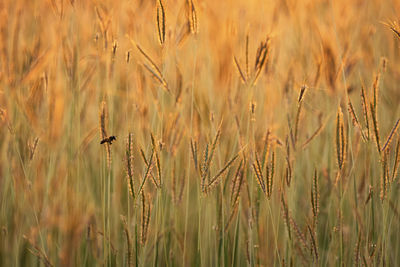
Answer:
top-left (1, 0), bottom-right (400, 266)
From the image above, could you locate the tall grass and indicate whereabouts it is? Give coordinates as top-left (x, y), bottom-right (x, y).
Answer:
top-left (1, 0), bottom-right (400, 266)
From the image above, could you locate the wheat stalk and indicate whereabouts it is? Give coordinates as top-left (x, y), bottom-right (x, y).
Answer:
top-left (302, 121), bottom-right (325, 149)
top-left (370, 103), bottom-right (381, 153)
top-left (261, 130), bottom-right (271, 167)
top-left (360, 85), bottom-right (370, 140)
top-left (245, 34), bottom-right (249, 80)
top-left (208, 154), bottom-right (239, 188)
top-left (138, 149), bottom-right (154, 196)
top-left (382, 118), bottom-right (399, 152)
top-left (99, 100), bottom-right (111, 168)
top-left (140, 191), bottom-right (151, 245)
top-left (140, 148), bottom-right (159, 188)
top-left (372, 73), bottom-right (380, 112)
top-left (121, 216), bottom-right (133, 267)
top-left (252, 36), bottom-right (270, 86)
top-left (348, 99), bottom-right (367, 141)
top-left (380, 150), bottom-right (389, 201)
top-left (156, 0), bottom-right (166, 45)
top-left (171, 163), bottom-right (177, 203)
top-left (190, 139), bottom-right (199, 171)
top-left (307, 225), bottom-right (318, 264)
top-left (390, 24), bottom-right (400, 39)
top-left (23, 235), bottom-right (53, 267)
top-left (281, 194), bottom-right (291, 240)
top-left (151, 133), bottom-right (162, 188)
top-left (284, 160), bottom-right (292, 187)
top-left (265, 150), bottom-right (275, 199)
top-left (290, 216), bottom-right (309, 252)
top-left (353, 233), bottom-right (361, 267)
top-left (294, 87), bottom-right (305, 145)
top-left (234, 56), bottom-right (247, 84)
top-left (200, 144), bottom-right (209, 194)
top-left (311, 169), bottom-right (319, 227)
top-left (252, 152), bottom-right (266, 195)
top-left (135, 43), bottom-right (170, 92)
top-left (230, 159), bottom-right (244, 207)
top-left (200, 128), bottom-right (221, 193)
top-left (172, 162), bottom-right (186, 205)
top-left (336, 106), bottom-right (346, 170)
top-left (392, 138), bottom-right (400, 182)
top-left (224, 203), bottom-right (239, 233)
top-left (28, 137), bottom-right (39, 160)
top-left (126, 133), bottom-right (135, 199)
top-left (186, 0), bottom-right (198, 34)
top-left (285, 136), bottom-right (293, 187)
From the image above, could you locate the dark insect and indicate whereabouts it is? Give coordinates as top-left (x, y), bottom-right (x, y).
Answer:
top-left (100, 136), bottom-right (117, 145)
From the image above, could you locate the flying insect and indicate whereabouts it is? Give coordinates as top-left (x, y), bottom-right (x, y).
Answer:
top-left (100, 136), bottom-right (117, 145)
